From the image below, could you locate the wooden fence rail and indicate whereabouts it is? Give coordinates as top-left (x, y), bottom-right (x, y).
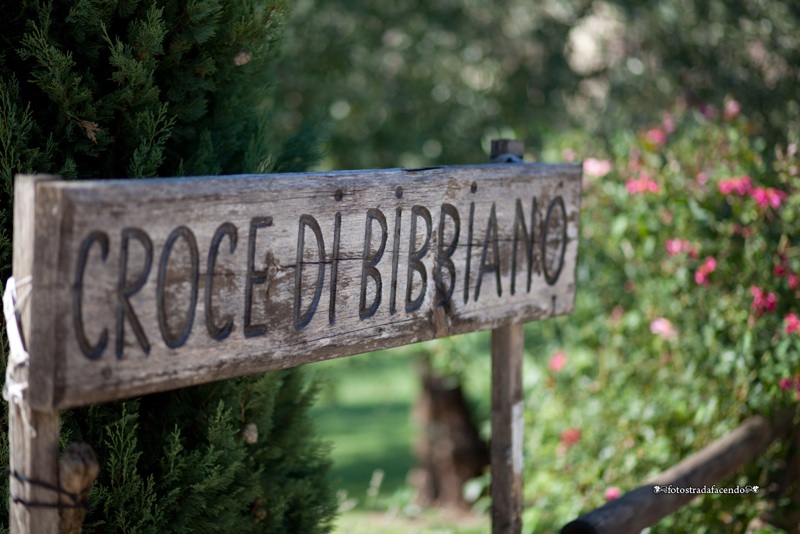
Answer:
top-left (561, 408), bottom-right (797, 534)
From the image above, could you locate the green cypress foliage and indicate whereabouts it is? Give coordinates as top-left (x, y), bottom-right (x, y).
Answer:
top-left (0, 0), bottom-right (334, 531)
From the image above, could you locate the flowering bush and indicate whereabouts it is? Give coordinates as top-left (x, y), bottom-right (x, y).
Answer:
top-left (521, 102), bottom-right (800, 532)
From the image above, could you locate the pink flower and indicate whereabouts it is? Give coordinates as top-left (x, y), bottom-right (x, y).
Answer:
top-left (785, 314), bottom-right (800, 335)
top-left (767, 294), bottom-right (777, 311)
top-left (604, 486), bottom-right (622, 501)
top-left (695, 172), bottom-right (709, 187)
top-left (626, 173), bottom-right (661, 195)
top-left (650, 318), bottom-right (677, 340)
top-left (549, 350), bottom-right (567, 372)
top-left (645, 127), bottom-right (667, 147)
top-left (778, 376), bottom-right (800, 392)
top-left (583, 158), bottom-right (613, 178)
top-left (560, 428), bottom-right (581, 448)
top-left (695, 257), bottom-right (717, 286)
top-left (665, 239), bottom-right (683, 256)
top-left (723, 99), bottom-right (742, 121)
top-left (718, 176), bottom-right (753, 196)
top-left (751, 286), bottom-right (777, 316)
top-left (665, 238), bottom-right (697, 258)
top-left (751, 187), bottom-right (787, 209)
top-left (699, 103), bottom-right (715, 119)
top-left (774, 261), bottom-right (799, 289)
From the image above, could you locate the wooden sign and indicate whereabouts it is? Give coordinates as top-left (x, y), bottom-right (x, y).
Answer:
top-left (18, 163), bottom-right (580, 410)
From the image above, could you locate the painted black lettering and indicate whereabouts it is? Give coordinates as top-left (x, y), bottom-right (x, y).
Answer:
top-left (329, 212), bottom-right (341, 325)
top-left (359, 208), bottom-right (387, 320)
top-left (294, 214), bottom-right (326, 330)
top-left (511, 197), bottom-right (537, 295)
top-left (205, 222), bottom-right (238, 341)
top-left (244, 217), bottom-right (273, 338)
top-left (435, 204), bottom-right (460, 308)
top-left (405, 205), bottom-right (431, 313)
top-left (157, 226), bottom-right (199, 349)
top-left (474, 203), bottom-right (501, 301)
top-left (390, 207), bottom-right (402, 314)
top-left (463, 201), bottom-right (475, 304)
top-left (116, 228), bottom-right (152, 358)
top-left (73, 231), bottom-right (109, 360)
top-left (542, 196), bottom-right (568, 286)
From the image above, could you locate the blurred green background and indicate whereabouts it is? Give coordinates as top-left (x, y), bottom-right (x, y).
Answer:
top-left (274, 0), bottom-right (798, 170)
top-left (274, 1), bottom-right (800, 532)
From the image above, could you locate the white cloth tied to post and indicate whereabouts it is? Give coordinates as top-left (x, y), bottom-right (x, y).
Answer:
top-left (3, 276), bottom-right (35, 436)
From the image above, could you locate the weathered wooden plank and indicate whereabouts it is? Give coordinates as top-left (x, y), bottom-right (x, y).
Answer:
top-left (560, 409), bottom-right (796, 534)
top-left (22, 163), bottom-right (581, 409)
top-left (10, 175), bottom-right (61, 533)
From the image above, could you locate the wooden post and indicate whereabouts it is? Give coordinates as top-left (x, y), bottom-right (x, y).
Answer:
top-left (490, 139), bottom-right (525, 534)
top-left (9, 175), bottom-right (61, 533)
top-left (560, 409), bottom-right (796, 534)
top-left (58, 443), bottom-right (99, 534)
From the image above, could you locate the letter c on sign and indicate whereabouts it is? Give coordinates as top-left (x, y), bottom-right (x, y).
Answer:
top-left (73, 231), bottom-right (110, 360)
top-left (206, 222), bottom-right (238, 341)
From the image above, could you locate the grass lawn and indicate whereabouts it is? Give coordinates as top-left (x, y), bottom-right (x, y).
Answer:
top-left (334, 509), bottom-right (489, 534)
top-left (308, 347), bottom-right (490, 533)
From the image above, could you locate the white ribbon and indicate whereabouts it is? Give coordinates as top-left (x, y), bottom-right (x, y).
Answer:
top-left (3, 276), bottom-right (35, 437)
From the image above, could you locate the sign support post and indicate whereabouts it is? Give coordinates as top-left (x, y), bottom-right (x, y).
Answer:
top-left (9, 175), bottom-right (61, 533)
top-left (490, 140), bottom-right (525, 534)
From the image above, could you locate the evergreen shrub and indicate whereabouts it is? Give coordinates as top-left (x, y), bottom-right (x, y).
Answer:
top-left (0, 1), bottom-right (335, 531)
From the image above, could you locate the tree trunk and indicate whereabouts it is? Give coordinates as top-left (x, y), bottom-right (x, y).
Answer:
top-left (410, 358), bottom-right (489, 509)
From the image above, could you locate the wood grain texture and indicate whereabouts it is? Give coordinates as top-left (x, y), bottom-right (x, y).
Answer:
top-left (560, 409), bottom-right (796, 534)
top-left (21, 164), bottom-right (581, 409)
top-left (10, 175), bottom-right (61, 534)
top-left (491, 323), bottom-right (524, 534)
top-left (58, 443), bottom-right (99, 534)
